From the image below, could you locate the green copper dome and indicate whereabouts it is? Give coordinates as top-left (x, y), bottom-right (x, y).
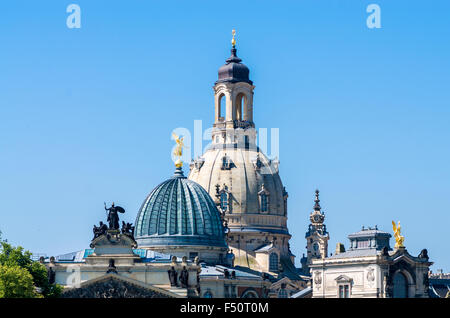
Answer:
top-left (134, 167), bottom-right (227, 248)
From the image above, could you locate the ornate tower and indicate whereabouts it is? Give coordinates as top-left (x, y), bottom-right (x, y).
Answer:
top-left (305, 190), bottom-right (329, 265)
top-left (212, 29), bottom-right (256, 147)
top-left (188, 31), bottom-right (293, 273)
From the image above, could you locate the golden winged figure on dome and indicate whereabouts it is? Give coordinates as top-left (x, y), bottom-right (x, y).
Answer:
top-left (172, 132), bottom-right (185, 168)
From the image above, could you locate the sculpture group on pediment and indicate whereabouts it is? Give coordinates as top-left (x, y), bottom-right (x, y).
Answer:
top-left (92, 202), bottom-right (132, 241)
top-left (121, 221), bottom-right (135, 239)
top-left (93, 221), bottom-right (108, 240)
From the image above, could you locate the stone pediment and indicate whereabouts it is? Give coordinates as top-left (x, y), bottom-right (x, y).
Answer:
top-left (335, 275), bottom-right (353, 283)
top-left (270, 276), bottom-right (298, 290)
top-left (61, 273), bottom-right (180, 298)
top-left (387, 247), bottom-right (433, 267)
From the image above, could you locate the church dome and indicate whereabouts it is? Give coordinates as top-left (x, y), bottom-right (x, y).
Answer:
top-left (134, 167), bottom-right (227, 249)
top-left (189, 147), bottom-right (287, 235)
top-left (216, 47), bottom-right (252, 85)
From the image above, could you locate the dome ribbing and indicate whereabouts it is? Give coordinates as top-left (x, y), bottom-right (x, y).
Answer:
top-left (134, 167), bottom-right (227, 248)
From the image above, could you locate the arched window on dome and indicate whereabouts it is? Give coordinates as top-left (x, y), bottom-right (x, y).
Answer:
top-left (269, 253), bottom-right (279, 272)
top-left (258, 184), bottom-right (270, 214)
top-left (221, 154), bottom-right (233, 170)
top-left (220, 192), bottom-right (228, 212)
top-left (261, 194), bottom-right (268, 213)
top-left (217, 184), bottom-right (231, 214)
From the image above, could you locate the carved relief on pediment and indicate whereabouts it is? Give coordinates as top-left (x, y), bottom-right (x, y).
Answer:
top-left (61, 276), bottom-right (174, 298)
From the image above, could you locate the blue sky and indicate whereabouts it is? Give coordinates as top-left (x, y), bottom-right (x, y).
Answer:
top-left (0, 1), bottom-right (449, 271)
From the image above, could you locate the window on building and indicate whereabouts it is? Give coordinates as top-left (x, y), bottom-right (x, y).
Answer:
top-left (220, 192), bottom-right (228, 212)
top-left (278, 288), bottom-right (288, 298)
top-left (221, 155), bottom-right (232, 170)
top-left (235, 93), bottom-right (247, 121)
top-left (218, 94), bottom-right (225, 121)
top-left (393, 272), bottom-right (408, 298)
top-left (338, 285), bottom-right (350, 298)
top-left (222, 156), bottom-right (229, 169)
top-left (260, 193), bottom-right (268, 212)
top-left (244, 135), bottom-right (249, 149)
top-left (258, 185), bottom-right (269, 213)
top-left (269, 253), bottom-right (278, 272)
top-left (313, 242), bottom-right (320, 257)
top-left (357, 240), bottom-right (369, 249)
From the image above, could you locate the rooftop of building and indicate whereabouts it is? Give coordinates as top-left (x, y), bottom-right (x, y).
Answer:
top-left (199, 264), bottom-right (262, 280)
top-left (347, 226), bottom-right (391, 239)
top-left (39, 249), bottom-right (187, 264)
top-left (328, 248), bottom-right (380, 259)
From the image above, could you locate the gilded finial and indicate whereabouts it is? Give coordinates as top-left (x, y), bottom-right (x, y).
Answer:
top-left (231, 29), bottom-right (236, 47)
top-left (392, 220), bottom-right (405, 249)
top-left (172, 132), bottom-right (185, 168)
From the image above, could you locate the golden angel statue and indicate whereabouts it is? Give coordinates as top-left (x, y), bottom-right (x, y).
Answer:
top-left (172, 132), bottom-right (184, 157)
top-left (392, 220), bottom-right (405, 249)
top-left (172, 132), bottom-right (187, 167)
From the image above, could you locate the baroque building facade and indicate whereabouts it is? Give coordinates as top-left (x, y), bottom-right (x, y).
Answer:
top-left (309, 227), bottom-right (432, 298)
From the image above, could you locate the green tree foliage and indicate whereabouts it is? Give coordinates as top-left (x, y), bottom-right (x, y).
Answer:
top-left (0, 264), bottom-right (38, 298)
top-left (0, 240), bottom-right (62, 298)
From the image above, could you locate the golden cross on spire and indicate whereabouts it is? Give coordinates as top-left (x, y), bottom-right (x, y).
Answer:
top-left (231, 29), bottom-right (236, 47)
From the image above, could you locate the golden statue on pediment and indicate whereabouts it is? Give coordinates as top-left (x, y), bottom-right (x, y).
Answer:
top-left (392, 220), bottom-right (405, 249)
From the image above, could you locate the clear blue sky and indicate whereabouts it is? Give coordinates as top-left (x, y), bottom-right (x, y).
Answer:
top-left (0, 1), bottom-right (449, 271)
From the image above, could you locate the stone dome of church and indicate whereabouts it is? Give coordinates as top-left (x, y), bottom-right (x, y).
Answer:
top-left (189, 147), bottom-right (287, 235)
top-left (134, 167), bottom-right (227, 250)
